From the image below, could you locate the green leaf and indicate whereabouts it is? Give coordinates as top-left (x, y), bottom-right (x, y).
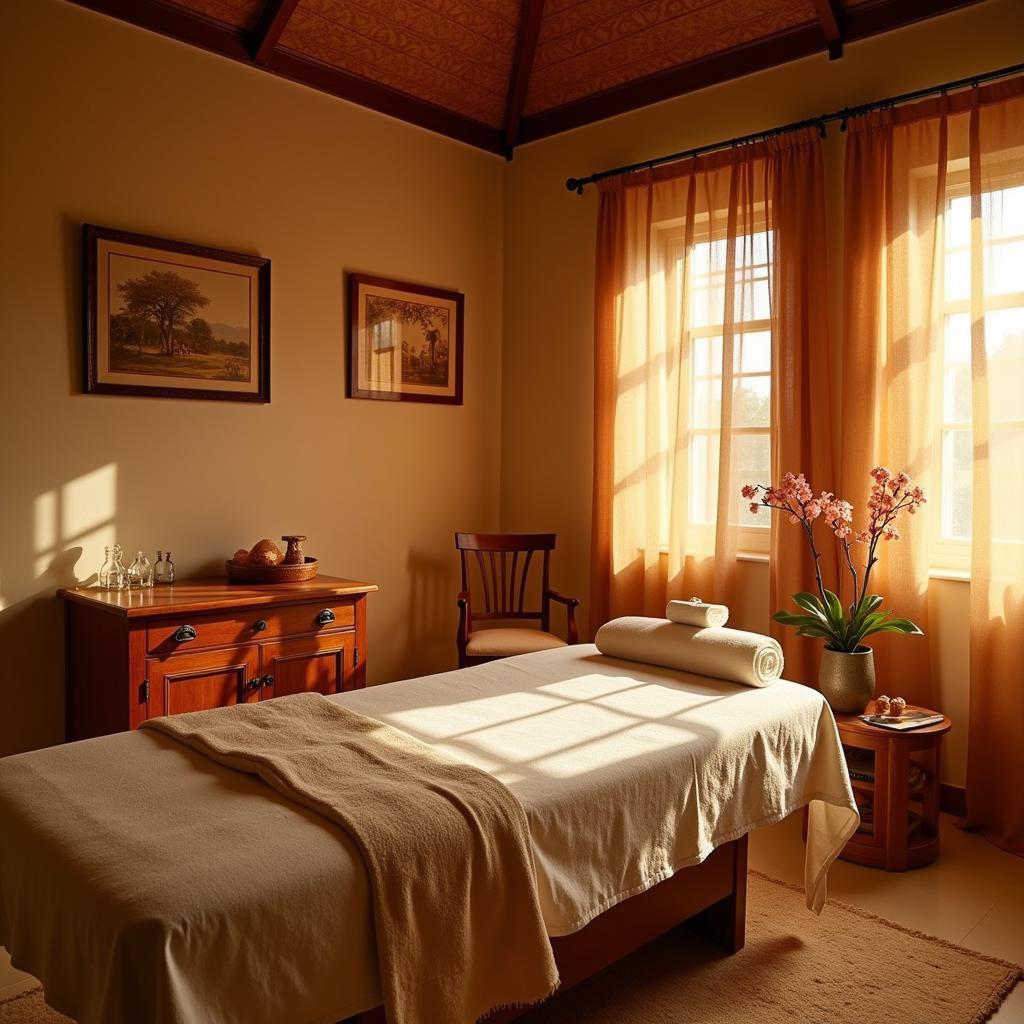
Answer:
top-left (791, 592), bottom-right (828, 621)
top-left (823, 589), bottom-right (846, 627)
top-left (864, 617), bottom-right (923, 637)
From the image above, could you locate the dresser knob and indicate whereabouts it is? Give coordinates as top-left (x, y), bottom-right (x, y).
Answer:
top-left (317, 608), bottom-right (336, 625)
top-left (173, 625), bottom-right (197, 643)
top-left (246, 678), bottom-right (261, 691)
top-left (254, 619), bottom-right (268, 632)
top-left (262, 675), bottom-right (274, 689)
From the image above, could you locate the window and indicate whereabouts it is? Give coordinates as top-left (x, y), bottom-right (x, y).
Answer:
top-left (663, 225), bottom-right (773, 555)
top-left (934, 181), bottom-right (1024, 569)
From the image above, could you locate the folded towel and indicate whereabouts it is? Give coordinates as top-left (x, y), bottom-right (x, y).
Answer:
top-left (666, 599), bottom-right (729, 628)
top-left (595, 616), bottom-right (784, 687)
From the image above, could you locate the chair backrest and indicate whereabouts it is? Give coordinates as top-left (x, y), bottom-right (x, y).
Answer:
top-left (455, 532), bottom-right (555, 630)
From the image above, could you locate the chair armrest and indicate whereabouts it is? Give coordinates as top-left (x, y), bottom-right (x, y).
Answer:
top-left (545, 590), bottom-right (580, 645)
top-left (456, 591), bottom-right (471, 650)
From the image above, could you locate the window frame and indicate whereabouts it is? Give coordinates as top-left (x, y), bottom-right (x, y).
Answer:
top-left (931, 168), bottom-right (1024, 573)
top-left (659, 209), bottom-right (774, 558)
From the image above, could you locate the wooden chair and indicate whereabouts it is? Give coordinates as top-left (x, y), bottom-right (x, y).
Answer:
top-left (455, 533), bottom-right (579, 668)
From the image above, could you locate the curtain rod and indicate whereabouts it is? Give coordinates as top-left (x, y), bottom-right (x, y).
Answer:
top-left (565, 61), bottom-right (1024, 194)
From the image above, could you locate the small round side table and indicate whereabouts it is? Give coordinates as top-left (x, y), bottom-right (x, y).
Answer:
top-left (834, 701), bottom-right (952, 871)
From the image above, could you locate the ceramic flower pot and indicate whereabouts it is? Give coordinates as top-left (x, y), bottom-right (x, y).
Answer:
top-left (819, 646), bottom-right (876, 713)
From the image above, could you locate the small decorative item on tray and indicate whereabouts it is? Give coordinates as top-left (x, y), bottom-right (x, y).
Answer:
top-left (226, 536), bottom-right (319, 583)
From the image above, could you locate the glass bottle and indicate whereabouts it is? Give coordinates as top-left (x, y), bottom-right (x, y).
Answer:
top-left (140, 552), bottom-right (154, 588)
top-left (98, 546), bottom-right (114, 590)
top-left (163, 551), bottom-right (175, 584)
top-left (111, 544), bottom-right (128, 591)
top-left (154, 551), bottom-right (166, 585)
top-left (127, 551), bottom-right (145, 589)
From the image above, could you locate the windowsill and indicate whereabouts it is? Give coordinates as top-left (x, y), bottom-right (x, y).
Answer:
top-left (928, 568), bottom-right (971, 583)
top-left (658, 548), bottom-right (970, 580)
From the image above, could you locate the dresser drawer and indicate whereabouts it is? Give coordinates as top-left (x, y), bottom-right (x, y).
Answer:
top-left (147, 600), bottom-right (356, 654)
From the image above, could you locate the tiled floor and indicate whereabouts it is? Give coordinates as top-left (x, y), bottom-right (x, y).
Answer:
top-left (2, 813), bottom-right (1021, 1019)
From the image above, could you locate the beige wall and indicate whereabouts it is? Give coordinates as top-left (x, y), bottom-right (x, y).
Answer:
top-left (501, 0), bottom-right (1024, 786)
top-left (0, 0), bottom-right (505, 756)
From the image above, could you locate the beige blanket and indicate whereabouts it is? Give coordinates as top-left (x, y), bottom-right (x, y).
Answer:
top-left (140, 695), bottom-right (558, 1024)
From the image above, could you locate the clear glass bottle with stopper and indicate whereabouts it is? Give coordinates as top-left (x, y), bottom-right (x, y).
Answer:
top-left (111, 544), bottom-right (128, 591)
top-left (162, 551), bottom-right (175, 585)
top-left (98, 546), bottom-right (114, 590)
top-left (140, 552), bottom-right (154, 588)
top-left (154, 551), bottom-right (165, 584)
top-left (127, 551), bottom-right (145, 589)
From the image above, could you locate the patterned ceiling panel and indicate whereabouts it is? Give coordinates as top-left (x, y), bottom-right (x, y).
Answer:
top-left (162, 0), bottom-right (265, 31)
top-left (277, 0), bottom-right (520, 127)
top-left (524, 0), bottom-right (819, 115)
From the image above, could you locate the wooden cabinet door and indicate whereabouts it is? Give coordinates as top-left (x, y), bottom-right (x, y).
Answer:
top-left (146, 645), bottom-right (261, 718)
top-left (259, 634), bottom-right (353, 700)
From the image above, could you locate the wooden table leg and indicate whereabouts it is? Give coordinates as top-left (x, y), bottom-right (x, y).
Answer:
top-left (885, 738), bottom-right (910, 870)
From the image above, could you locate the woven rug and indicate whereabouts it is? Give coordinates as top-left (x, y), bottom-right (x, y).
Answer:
top-left (2, 873), bottom-right (1019, 1023)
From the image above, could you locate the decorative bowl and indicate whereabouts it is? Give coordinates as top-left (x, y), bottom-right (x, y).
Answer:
top-left (225, 556), bottom-right (319, 584)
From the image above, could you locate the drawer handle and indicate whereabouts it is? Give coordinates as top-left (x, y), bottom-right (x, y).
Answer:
top-left (254, 619), bottom-right (268, 633)
top-left (246, 678), bottom-right (261, 691)
top-left (262, 675), bottom-right (274, 689)
top-left (173, 625), bottom-right (197, 643)
top-left (317, 608), bottom-right (336, 626)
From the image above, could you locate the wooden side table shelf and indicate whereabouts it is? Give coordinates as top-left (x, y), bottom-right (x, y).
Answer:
top-left (834, 702), bottom-right (952, 871)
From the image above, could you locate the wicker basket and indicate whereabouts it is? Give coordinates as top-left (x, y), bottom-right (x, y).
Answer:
top-left (225, 556), bottom-right (319, 584)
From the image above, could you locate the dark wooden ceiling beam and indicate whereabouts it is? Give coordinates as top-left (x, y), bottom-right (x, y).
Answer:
top-left (251, 0), bottom-right (300, 66)
top-left (503, 0), bottom-right (545, 156)
top-left (811, 0), bottom-right (844, 60)
top-left (517, 0), bottom-right (985, 145)
top-left (65, 0), bottom-right (505, 154)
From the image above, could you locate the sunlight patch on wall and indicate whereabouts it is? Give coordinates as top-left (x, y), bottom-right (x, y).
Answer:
top-left (32, 464), bottom-right (118, 584)
top-left (59, 465), bottom-right (117, 541)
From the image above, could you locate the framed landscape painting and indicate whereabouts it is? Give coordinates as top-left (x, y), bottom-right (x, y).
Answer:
top-left (348, 273), bottom-right (463, 405)
top-left (84, 225), bottom-right (270, 402)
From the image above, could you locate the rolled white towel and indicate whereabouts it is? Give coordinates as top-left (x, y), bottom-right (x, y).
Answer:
top-left (595, 616), bottom-right (784, 688)
top-left (666, 599), bottom-right (729, 628)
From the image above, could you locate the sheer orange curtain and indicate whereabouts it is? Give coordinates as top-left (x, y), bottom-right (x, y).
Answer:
top-left (842, 78), bottom-right (1024, 854)
top-left (592, 128), bottom-right (836, 673)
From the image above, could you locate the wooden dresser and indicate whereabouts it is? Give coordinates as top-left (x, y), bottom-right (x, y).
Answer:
top-left (59, 576), bottom-right (377, 741)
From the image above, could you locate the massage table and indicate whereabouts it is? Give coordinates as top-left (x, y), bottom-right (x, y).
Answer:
top-left (0, 644), bottom-right (858, 1024)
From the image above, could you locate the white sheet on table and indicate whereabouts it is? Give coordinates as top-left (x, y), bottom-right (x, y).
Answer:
top-left (0, 645), bottom-right (857, 1024)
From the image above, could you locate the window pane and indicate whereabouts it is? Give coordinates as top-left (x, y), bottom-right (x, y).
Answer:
top-left (944, 365), bottom-right (972, 423)
top-left (692, 334), bottom-right (723, 377)
top-left (739, 331), bottom-right (771, 373)
top-left (992, 428), bottom-right (1024, 542)
top-left (947, 195), bottom-right (971, 248)
top-left (986, 307), bottom-right (1024, 423)
top-left (735, 375), bottom-right (770, 428)
top-left (985, 239), bottom-right (1024, 296)
top-left (692, 379), bottom-right (721, 428)
top-left (942, 429), bottom-right (972, 540)
top-left (732, 433), bottom-right (770, 526)
top-left (689, 433), bottom-right (718, 525)
top-left (944, 312), bottom-right (971, 365)
top-left (945, 248), bottom-right (970, 302)
top-left (985, 184), bottom-right (1024, 240)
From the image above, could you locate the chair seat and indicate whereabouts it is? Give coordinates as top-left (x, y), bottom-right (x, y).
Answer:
top-left (466, 628), bottom-right (568, 658)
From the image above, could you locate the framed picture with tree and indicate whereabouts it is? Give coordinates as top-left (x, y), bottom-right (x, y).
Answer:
top-left (83, 224), bottom-right (270, 402)
top-left (347, 273), bottom-right (463, 405)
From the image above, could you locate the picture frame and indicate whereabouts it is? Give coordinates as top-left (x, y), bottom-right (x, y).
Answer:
top-left (83, 224), bottom-right (270, 402)
top-left (347, 273), bottom-right (464, 405)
